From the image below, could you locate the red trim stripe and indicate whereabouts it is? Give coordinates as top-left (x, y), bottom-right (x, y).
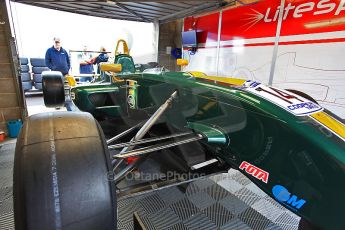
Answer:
top-left (192, 37), bottom-right (345, 49)
top-left (279, 37), bottom-right (345, 45)
top-left (221, 42), bottom-right (275, 47)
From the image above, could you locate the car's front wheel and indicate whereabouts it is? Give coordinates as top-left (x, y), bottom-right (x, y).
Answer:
top-left (13, 111), bottom-right (117, 230)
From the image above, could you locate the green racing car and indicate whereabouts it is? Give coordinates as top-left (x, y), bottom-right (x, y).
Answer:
top-left (13, 45), bottom-right (345, 230)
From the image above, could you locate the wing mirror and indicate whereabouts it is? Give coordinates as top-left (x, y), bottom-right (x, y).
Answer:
top-left (177, 59), bottom-right (189, 66)
top-left (100, 63), bottom-right (122, 73)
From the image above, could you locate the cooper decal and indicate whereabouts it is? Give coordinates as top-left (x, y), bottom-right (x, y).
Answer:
top-left (242, 80), bottom-right (323, 116)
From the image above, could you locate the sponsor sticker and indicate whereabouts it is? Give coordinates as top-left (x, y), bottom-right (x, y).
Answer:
top-left (256, 1), bottom-right (345, 24)
top-left (272, 185), bottom-right (307, 209)
top-left (127, 80), bottom-right (138, 109)
top-left (239, 161), bottom-right (269, 183)
top-left (242, 80), bottom-right (323, 116)
top-left (70, 92), bottom-right (75, 100)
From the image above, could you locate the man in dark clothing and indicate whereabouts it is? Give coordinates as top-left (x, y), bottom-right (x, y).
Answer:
top-left (93, 46), bottom-right (109, 74)
top-left (45, 37), bottom-right (70, 75)
top-left (91, 46), bottom-right (109, 81)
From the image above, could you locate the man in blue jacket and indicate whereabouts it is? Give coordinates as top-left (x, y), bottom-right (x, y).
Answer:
top-left (45, 37), bottom-right (70, 75)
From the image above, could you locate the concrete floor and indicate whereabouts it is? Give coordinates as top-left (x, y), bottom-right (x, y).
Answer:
top-left (25, 94), bottom-right (66, 116)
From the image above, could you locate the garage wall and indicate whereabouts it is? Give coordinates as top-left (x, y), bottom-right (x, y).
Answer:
top-left (0, 1), bottom-right (26, 134)
top-left (158, 20), bottom-right (183, 71)
top-left (182, 0), bottom-right (345, 118)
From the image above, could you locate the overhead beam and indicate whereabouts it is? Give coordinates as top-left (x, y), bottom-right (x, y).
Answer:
top-left (159, 2), bottom-right (219, 22)
top-left (95, 3), bottom-right (166, 17)
top-left (159, 0), bottom-right (233, 23)
top-left (106, 1), bottom-right (150, 22)
top-left (17, 2), bottom-right (145, 22)
top-left (12, 0), bottom-right (218, 2)
top-left (10, 0), bottom-right (231, 23)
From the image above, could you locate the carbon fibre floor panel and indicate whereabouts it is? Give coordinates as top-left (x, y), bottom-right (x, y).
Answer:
top-left (118, 172), bottom-right (300, 230)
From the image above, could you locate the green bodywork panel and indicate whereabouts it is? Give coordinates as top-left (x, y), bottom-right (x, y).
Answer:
top-left (115, 54), bottom-right (136, 74)
top-left (186, 122), bottom-right (228, 145)
top-left (72, 83), bottom-right (123, 118)
top-left (71, 70), bottom-right (345, 230)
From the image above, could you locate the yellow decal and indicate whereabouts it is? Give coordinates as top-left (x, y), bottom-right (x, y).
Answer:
top-left (100, 63), bottom-right (122, 73)
top-left (311, 112), bottom-right (345, 140)
top-left (177, 59), bottom-right (189, 66)
top-left (187, 71), bottom-right (246, 86)
top-left (65, 75), bottom-right (76, 87)
top-left (188, 71), bottom-right (207, 78)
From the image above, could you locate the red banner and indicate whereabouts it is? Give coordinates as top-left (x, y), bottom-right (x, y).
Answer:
top-left (222, 0), bottom-right (345, 40)
top-left (185, 0), bottom-right (345, 43)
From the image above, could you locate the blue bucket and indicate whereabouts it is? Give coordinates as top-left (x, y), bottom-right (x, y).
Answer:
top-left (7, 119), bottom-right (23, 138)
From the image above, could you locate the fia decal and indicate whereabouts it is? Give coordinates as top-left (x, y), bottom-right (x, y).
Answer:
top-left (272, 185), bottom-right (307, 209)
top-left (239, 161), bottom-right (269, 183)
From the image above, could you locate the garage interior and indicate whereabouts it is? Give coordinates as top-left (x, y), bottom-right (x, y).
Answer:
top-left (1, 0), bottom-right (344, 229)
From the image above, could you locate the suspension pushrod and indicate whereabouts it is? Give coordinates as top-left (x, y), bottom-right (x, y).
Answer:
top-left (106, 121), bottom-right (143, 145)
top-left (121, 90), bottom-right (178, 153)
top-left (114, 134), bottom-right (203, 159)
top-left (113, 90), bottom-right (178, 170)
top-left (109, 132), bottom-right (192, 150)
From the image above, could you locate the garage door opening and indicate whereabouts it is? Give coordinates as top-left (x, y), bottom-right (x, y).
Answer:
top-left (9, 2), bottom-right (158, 115)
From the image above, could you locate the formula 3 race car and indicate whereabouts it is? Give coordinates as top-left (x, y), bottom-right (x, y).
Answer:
top-left (13, 53), bottom-right (345, 229)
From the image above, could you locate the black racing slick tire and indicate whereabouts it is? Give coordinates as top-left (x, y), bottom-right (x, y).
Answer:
top-left (21, 81), bottom-right (32, 91)
top-left (33, 73), bottom-right (42, 83)
top-left (30, 58), bottom-right (46, 67)
top-left (42, 71), bottom-right (65, 107)
top-left (20, 57), bottom-right (28, 65)
top-left (13, 111), bottom-right (117, 230)
top-left (34, 82), bottom-right (43, 90)
top-left (286, 89), bottom-right (318, 104)
top-left (32, 66), bottom-right (50, 74)
top-left (20, 65), bottom-right (29, 73)
top-left (21, 72), bottom-right (31, 82)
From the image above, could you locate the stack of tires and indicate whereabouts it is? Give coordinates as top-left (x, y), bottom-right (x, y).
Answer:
top-left (19, 57), bottom-right (32, 92)
top-left (30, 58), bottom-right (50, 90)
